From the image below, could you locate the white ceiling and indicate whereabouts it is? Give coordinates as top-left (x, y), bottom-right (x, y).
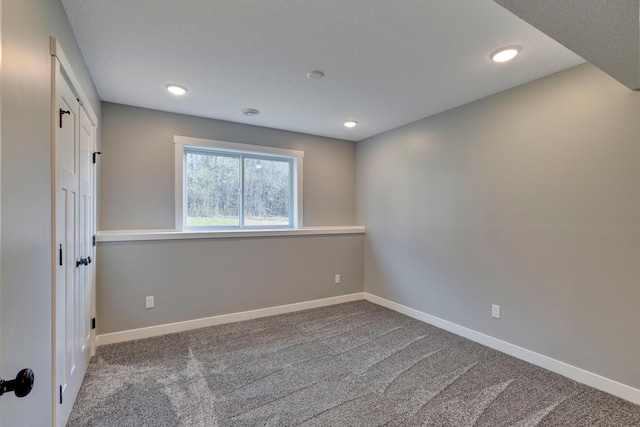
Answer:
top-left (61, 0), bottom-right (584, 141)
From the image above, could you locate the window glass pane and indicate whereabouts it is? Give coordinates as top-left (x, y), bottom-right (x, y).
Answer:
top-left (244, 157), bottom-right (291, 226)
top-left (185, 151), bottom-right (240, 227)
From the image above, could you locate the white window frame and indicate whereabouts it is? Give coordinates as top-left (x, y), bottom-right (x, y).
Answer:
top-left (174, 135), bottom-right (304, 231)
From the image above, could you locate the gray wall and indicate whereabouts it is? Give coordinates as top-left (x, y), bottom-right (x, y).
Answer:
top-left (99, 102), bottom-right (356, 230)
top-left (97, 103), bottom-right (362, 335)
top-left (0, 0), bottom-right (100, 425)
top-left (97, 234), bottom-right (363, 334)
top-left (357, 63), bottom-right (640, 389)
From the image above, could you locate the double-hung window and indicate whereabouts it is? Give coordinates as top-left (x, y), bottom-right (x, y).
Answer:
top-left (175, 136), bottom-right (303, 230)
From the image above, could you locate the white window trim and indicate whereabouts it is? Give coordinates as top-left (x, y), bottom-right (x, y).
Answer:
top-left (174, 135), bottom-right (304, 231)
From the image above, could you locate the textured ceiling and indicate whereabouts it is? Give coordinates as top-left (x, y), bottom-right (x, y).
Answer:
top-left (494, 0), bottom-right (640, 90)
top-left (61, 0), bottom-right (584, 141)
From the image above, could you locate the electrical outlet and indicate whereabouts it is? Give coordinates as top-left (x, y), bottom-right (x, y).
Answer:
top-left (335, 274), bottom-right (341, 284)
top-left (146, 296), bottom-right (155, 309)
top-left (492, 304), bottom-right (501, 319)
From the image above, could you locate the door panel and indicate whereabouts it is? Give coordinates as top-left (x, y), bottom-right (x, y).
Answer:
top-left (78, 107), bottom-right (94, 356)
top-left (58, 95), bottom-right (76, 174)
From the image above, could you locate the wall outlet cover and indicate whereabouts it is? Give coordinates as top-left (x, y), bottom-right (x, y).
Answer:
top-left (492, 304), bottom-right (501, 319)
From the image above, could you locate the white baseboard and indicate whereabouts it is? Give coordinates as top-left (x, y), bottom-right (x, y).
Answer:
top-left (96, 292), bottom-right (365, 347)
top-left (364, 292), bottom-right (640, 405)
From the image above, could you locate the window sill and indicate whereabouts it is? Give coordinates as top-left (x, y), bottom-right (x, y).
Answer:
top-left (96, 226), bottom-right (365, 243)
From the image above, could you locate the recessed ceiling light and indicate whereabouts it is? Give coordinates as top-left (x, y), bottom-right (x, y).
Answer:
top-left (242, 108), bottom-right (260, 117)
top-left (165, 84), bottom-right (188, 95)
top-left (344, 121), bottom-right (358, 128)
top-left (306, 70), bottom-right (325, 80)
top-left (490, 46), bottom-right (521, 63)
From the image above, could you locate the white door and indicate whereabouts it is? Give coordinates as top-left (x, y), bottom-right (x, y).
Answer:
top-left (54, 61), bottom-right (90, 427)
top-left (78, 106), bottom-right (95, 357)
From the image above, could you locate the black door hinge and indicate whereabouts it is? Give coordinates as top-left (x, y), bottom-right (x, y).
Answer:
top-left (92, 235), bottom-right (96, 246)
top-left (91, 318), bottom-right (96, 330)
top-left (59, 385), bottom-right (63, 404)
top-left (59, 109), bottom-right (70, 128)
top-left (59, 244), bottom-right (63, 266)
top-left (92, 151), bottom-right (102, 164)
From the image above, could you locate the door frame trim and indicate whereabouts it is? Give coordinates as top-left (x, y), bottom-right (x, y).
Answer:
top-left (0, 0), bottom-right (3, 415)
top-left (50, 39), bottom-right (97, 126)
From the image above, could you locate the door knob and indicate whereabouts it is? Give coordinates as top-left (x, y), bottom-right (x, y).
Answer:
top-left (0, 369), bottom-right (34, 398)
